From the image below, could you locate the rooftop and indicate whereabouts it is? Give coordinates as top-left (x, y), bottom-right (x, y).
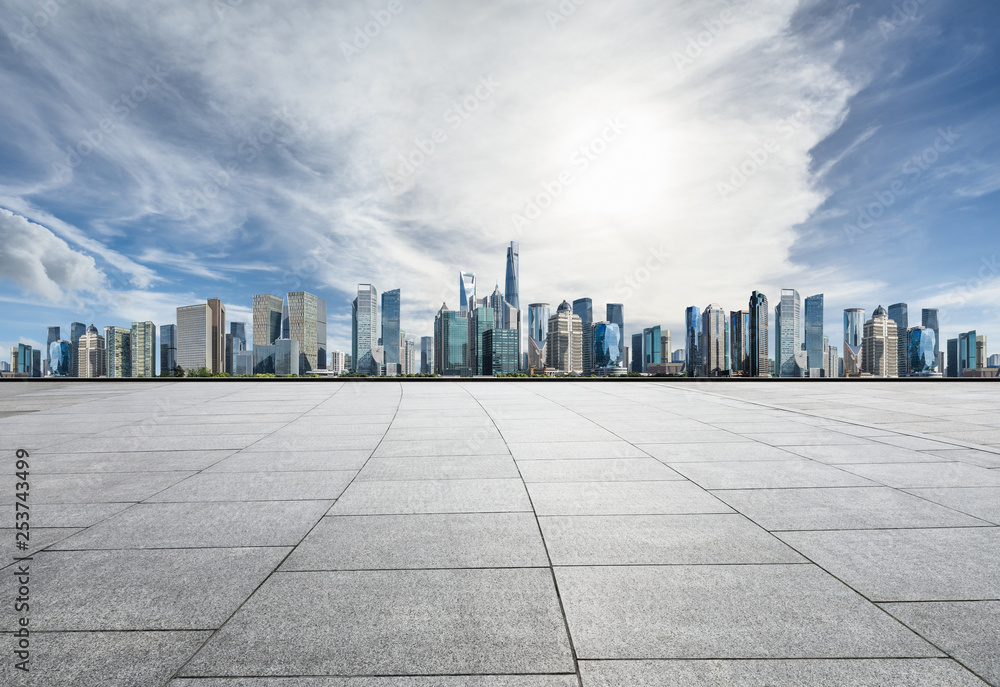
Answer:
top-left (2, 380), bottom-right (999, 686)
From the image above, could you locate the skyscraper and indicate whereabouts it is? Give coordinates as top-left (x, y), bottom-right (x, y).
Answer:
top-left (730, 310), bottom-right (751, 376)
top-left (862, 305), bottom-right (898, 377)
top-left (176, 299), bottom-right (225, 373)
top-left (631, 332), bottom-right (644, 373)
top-left (470, 305), bottom-right (495, 375)
top-left (528, 303), bottom-right (550, 372)
top-left (804, 294), bottom-right (824, 377)
top-left (382, 289), bottom-right (401, 374)
top-left (131, 321), bottom-right (156, 378)
top-left (573, 298), bottom-right (594, 375)
top-left (775, 289), bottom-right (801, 377)
top-left (592, 322), bottom-right (623, 373)
top-left (253, 294), bottom-right (284, 346)
top-left (546, 301), bottom-right (582, 374)
top-left (504, 241), bottom-right (519, 310)
top-left (207, 298), bottom-right (226, 373)
top-left (606, 303), bottom-right (625, 365)
top-left (160, 324), bottom-right (177, 375)
top-left (275, 338), bottom-right (300, 376)
top-left (77, 325), bottom-right (106, 378)
top-left (49, 341), bottom-right (71, 377)
top-left (434, 303), bottom-right (470, 376)
top-left (352, 284), bottom-right (379, 374)
top-left (887, 303), bottom-right (908, 378)
top-left (483, 328), bottom-right (519, 375)
top-left (46, 326), bottom-right (60, 375)
top-left (231, 322), bottom-right (247, 351)
top-left (922, 308), bottom-right (940, 369)
top-left (641, 325), bottom-right (662, 373)
top-left (947, 338), bottom-right (959, 378)
top-left (459, 272), bottom-right (477, 313)
top-left (105, 326), bottom-right (132, 378)
top-left (685, 306), bottom-right (704, 377)
top-left (843, 308), bottom-right (865, 376)
top-left (907, 326), bottom-right (939, 377)
top-left (702, 304), bottom-right (728, 376)
top-left (661, 331), bottom-right (672, 364)
top-left (15, 343), bottom-right (31, 376)
top-left (283, 291), bottom-right (327, 373)
top-left (420, 336), bottom-right (434, 374)
top-left (69, 322), bottom-right (86, 377)
top-left (749, 291), bottom-right (769, 377)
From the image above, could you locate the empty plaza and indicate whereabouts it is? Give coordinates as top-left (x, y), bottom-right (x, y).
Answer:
top-left (2, 380), bottom-right (999, 686)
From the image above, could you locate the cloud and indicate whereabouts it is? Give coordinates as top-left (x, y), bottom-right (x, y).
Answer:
top-left (0, 208), bottom-right (107, 301)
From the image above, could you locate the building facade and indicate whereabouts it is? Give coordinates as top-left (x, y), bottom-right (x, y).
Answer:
top-left (843, 308), bottom-right (865, 376)
top-left (528, 303), bottom-right (550, 373)
top-left (776, 289), bottom-right (801, 377)
top-left (483, 328), bottom-right (519, 375)
top-left (888, 303), bottom-right (908, 378)
top-left (907, 326), bottom-right (940, 376)
top-left (573, 298), bottom-right (594, 375)
top-left (546, 301), bottom-right (583, 374)
top-left (804, 294), bottom-right (824, 377)
top-left (352, 284), bottom-right (379, 374)
top-left (862, 305), bottom-right (898, 378)
top-left (420, 336), bottom-right (434, 374)
top-left (131, 321), bottom-right (156, 378)
top-left (459, 272), bottom-right (477, 312)
top-left (749, 291), bottom-right (769, 377)
top-left (434, 303), bottom-right (470, 376)
top-left (702, 304), bottom-right (728, 376)
top-left (160, 324), bottom-right (177, 375)
top-left (77, 325), bottom-right (106, 378)
top-left (685, 306), bottom-right (704, 377)
top-left (382, 289), bottom-right (401, 374)
top-left (253, 294), bottom-right (284, 347)
top-left (730, 310), bottom-right (750, 376)
top-left (105, 326), bottom-right (132, 378)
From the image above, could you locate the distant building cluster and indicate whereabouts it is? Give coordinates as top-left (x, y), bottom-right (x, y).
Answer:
top-left (3, 243), bottom-right (996, 379)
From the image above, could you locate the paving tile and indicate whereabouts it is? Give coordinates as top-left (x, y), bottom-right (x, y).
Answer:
top-left (12, 471), bottom-right (195, 504)
top-left (52, 500), bottom-right (331, 549)
top-left (52, 435), bottom-right (267, 452)
top-left (171, 678), bottom-right (579, 686)
top-left (777, 528), bottom-right (1000, 601)
top-left (518, 458), bottom-right (683, 482)
top-left (839, 462), bottom-right (1000, 488)
top-left (784, 443), bottom-right (948, 464)
top-left (905, 487), bottom-right (1000, 524)
top-left (923, 449), bottom-right (1000, 469)
top-left (714, 487), bottom-right (988, 531)
top-left (502, 427), bottom-right (620, 443)
top-left (882, 602), bottom-right (1000, 686)
top-left (331, 479), bottom-right (532, 514)
top-left (373, 438), bottom-right (510, 457)
top-left (618, 430), bottom-right (751, 444)
top-left (556, 564), bottom-right (939, 659)
top-left (0, 547), bottom-right (289, 630)
top-left (508, 442), bottom-right (649, 460)
top-left (205, 450), bottom-right (371, 472)
top-left (578, 658), bottom-right (989, 686)
top-left (740, 432), bottom-right (871, 446)
top-left (242, 435), bottom-right (382, 452)
top-left (873, 435), bottom-right (963, 451)
top-left (638, 442), bottom-right (797, 462)
top-left (30, 450), bottom-right (237, 473)
top-left (664, 460), bottom-right (875, 489)
top-left (356, 455), bottom-right (519, 481)
top-left (0, 502), bottom-right (130, 528)
top-left (527, 481), bottom-right (733, 516)
top-left (282, 513), bottom-right (548, 570)
top-left (181, 569), bottom-right (574, 676)
top-left (146, 471), bottom-right (356, 502)
top-left (16, 631), bottom-right (211, 687)
top-left (539, 514), bottom-right (802, 565)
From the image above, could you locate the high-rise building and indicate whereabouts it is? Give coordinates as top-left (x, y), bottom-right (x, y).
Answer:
top-left (459, 272), bottom-right (477, 313)
top-left (804, 294), bottom-right (824, 377)
top-left (528, 303), bottom-right (550, 373)
top-left (30, 348), bottom-right (41, 377)
top-left (352, 284), bottom-right (379, 374)
top-left (592, 322), bottom-right (624, 373)
top-left (105, 326), bottom-right (132, 378)
top-left (285, 291), bottom-right (326, 373)
top-left (946, 338), bottom-right (959, 378)
top-left (546, 301), bottom-right (582, 374)
top-left (275, 338), bottom-right (300, 376)
top-left (49, 341), bottom-right (71, 377)
top-left (253, 345), bottom-right (276, 374)
top-left (957, 331), bottom-right (986, 375)
top-left (77, 325), bottom-right (106, 378)
top-left (862, 305), bottom-right (898, 377)
top-left (825, 340), bottom-right (840, 378)
top-left (46, 326), bottom-right (60, 375)
top-left (843, 308), bottom-right (865, 376)
top-left (234, 350), bottom-right (253, 375)
top-left (225, 333), bottom-right (234, 375)
top-left (131, 321), bottom-right (156, 378)
top-left (573, 298), bottom-right (594, 375)
top-left (661, 331), bottom-right (671, 364)
top-left (606, 303), bottom-right (625, 365)
top-left (685, 306), bottom-right (704, 377)
top-left (420, 336), bottom-right (434, 374)
top-left (69, 322), bottom-right (86, 377)
top-left (160, 324), bottom-right (177, 375)
top-left (470, 305), bottom-right (495, 376)
top-left (922, 309), bottom-right (940, 370)
top-left (231, 322), bottom-right (247, 351)
top-left (775, 289), bottom-right (801, 377)
top-left (505, 241), bottom-right (519, 310)
top-left (730, 310), bottom-right (750, 376)
top-left (177, 300), bottom-right (225, 373)
top-left (381, 289), bottom-right (401, 373)
top-left (14, 343), bottom-right (31, 376)
top-left (630, 332), bottom-right (644, 373)
top-left (434, 303), bottom-right (470, 376)
top-left (887, 303), bottom-right (908, 378)
top-left (977, 335), bottom-right (988, 370)
top-left (483, 328), bottom-right (519, 375)
top-left (642, 326), bottom-right (662, 373)
top-left (749, 291), bottom-right (769, 377)
top-left (253, 294), bottom-right (284, 347)
top-left (907, 326), bottom-right (940, 376)
top-left (404, 339), bottom-right (416, 375)
top-left (329, 350), bottom-right (346, 375)
top-left (702, 305), bottom-right (728, 376)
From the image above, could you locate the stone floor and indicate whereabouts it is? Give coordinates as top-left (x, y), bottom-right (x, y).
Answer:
top-left (2, 380), bottom-right (999, 686)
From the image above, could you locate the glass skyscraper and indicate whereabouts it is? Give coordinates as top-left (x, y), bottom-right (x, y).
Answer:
top-left (730, 310), bottom-right (750, 376)
top-left (804, 294), bottom-right (824, 376)
top-left (69, 321), bottom-right (86, 377)
top-left (631, 332), bottom-right (644, 373)
top-left (470, 305), bottom-right (494, 375)
top-left (908, 326), bottom-right (939, 376)
top-left (573, 298), bottom-right (594, 375)
top-left (46, 326), bottom-right (60, 375)
top-left (685, 306), bottom-right (704, 377)
top-left (843, 308), bottom-right (865, 376)
top-left (528, 303), bottom-right (550, 372)
top-left (253, 294), bottom-right (284, 347)
top-left (888, 303), bottom-right (908, 377)
top-left (352, 284), bottom-right (379, 374)
top-left (643, 325), bottom-right (662, 373)
top-left (749, 292), bottom-right (769, 377)
top-left (606, 303), bottom-right (624, 365)
top-left (434, 304), bottom-right (470, 376)
top-left (382, 289), bottom-right (401, 372)
top-left (105, 326), bottom-right (132, 378)
top-left (504, 242), bottom-right (519, 310)
top-left (459, 272), bottom-right (477, 313)
top-left (420, 336), bottom-right (434, 374)
top-left (702, 304), bottom-right (728, 376)
top-left (775, 289), bottom-right (801, 377)
top-left (592, 321), bottom-right (623, 372)
top-left (48, 341), bottom-right (71, 377)
top-left (922, 308), bottom-right (940, 370)
top-left (131, 321), bottom-right (157, 378)
top-left (483, 328), bottom-right (519, 375)
top-left (160, 324), bottom-right (177, 375)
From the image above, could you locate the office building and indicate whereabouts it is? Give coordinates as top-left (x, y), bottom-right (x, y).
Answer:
top-left (642, 326), bottom-right (662, 373)
top-left (804, 294), bottom-right (824, 377)
top-left (434, 303), bottom-right (470, 376)
top-left (660, 331), bottom-right (671, 364)
top-left (470, 305), bottom-right (495, 375)
top-left (862, 305), bottom-right (898, 378)
top-left (352, 284), bottom-right (379, 374)
top-left (46, 326), bottom-right (60, 375)
top-left (606, 303), bottom-right (625, 364)
top-left (328, 350), bottom-right (346, 375)
top-left (176, 299), bottom-right (226, 373)
top-left (459, 272), bottom-right (477, 313)
top-left (253, 345), bottom-right (276, 374)
top-left (907, 326), bottom-right (940, 377)
top-left (381, 289), bottom-right (401, 373)
top-left (69, 322), bottom-right (86, 377)
top-left (988, 354), bottom-right (1000, 368)
top-left (253, 294), bottom-right (284, 346)
top-left (922, 309), bottom-right (940, 369)
top-left (275, 338), bottom-right (300, 376)
top-left (749, 291), bottom-right (769, 377)
top-left (703, 304), bottom-right (728, 376)
top-left (48, 341), bottom-right (71, 377)
top-left (284, 291), bottom-right (327, 373)
top-left (231, 322), bottom-right (247, 351)
top-left (504, 241), bottom-right (519, 309)
top-left (592, 321), bottom-right (624, 373)
top-left (160, 324), bottom-right (177, 375)
top-left (946, 338), bottom-right (959, 378)
top-left (775, 289), bottom-right (801, 377)
top-left (225, 333), bottom-right (234, 375)
top-left (958, 331), bottom-right (986, 375)
top-left (131, 321), bottom-right (156, 378)
top-left (405, 339), bottom-right (416, 375)
top-left (631, 332), bottom-right (644, 373)
top-left (77, 325), bottom-right (106, 378)
top-left (420, 336), bottom-right (434, 374)
top-left (105, 326), bottom-right (132, 378)
top-left (843, 308), bottom-right (865, 376)
top-left (730, 310), bottom-right (750, 376)
top-left (234, 350), bottom-right (253, 375)
top-left (546, 301), bottom-right (583, 374)
top-left (888, 303), bottom-right (908, 377)
top-left (483, 328), bottom-right (519, 375)
top-left (528, 303), bottom-right (550, 372)
top-left (685, 306), bottom-right (704, 377)
top-left (672, 349), bottom-right (686, 364)
top-left (825, 340), bottom-right (840, 379)
top-left (573, 298), bottom-right (594, 375)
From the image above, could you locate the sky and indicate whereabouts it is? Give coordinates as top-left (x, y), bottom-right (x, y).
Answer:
top-left (1, 0), bottom-right (998, 363)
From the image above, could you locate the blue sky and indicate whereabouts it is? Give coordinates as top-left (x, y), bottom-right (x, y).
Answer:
top-left (1, 0), bottom-right (997, 362)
